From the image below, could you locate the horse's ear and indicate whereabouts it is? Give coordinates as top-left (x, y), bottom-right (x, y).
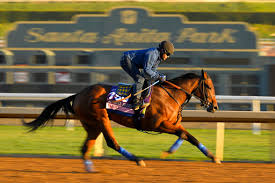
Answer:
top-left (201, 69), bottom-right (208, 79)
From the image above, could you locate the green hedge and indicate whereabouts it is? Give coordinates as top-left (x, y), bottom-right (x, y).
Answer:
top-left (1, 12), bottom-right (275, 38)
top-left (0, 2), bottom-right (275, 12)
top-left (1, 11), bottom-right (275, 25)
top-left (1, 2), bottom-right (275, 38)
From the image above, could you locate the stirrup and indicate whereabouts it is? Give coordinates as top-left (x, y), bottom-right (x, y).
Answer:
top-left (132, 100), bottom-right (142, 110)
top-left (134, 106), bottom-right (140, 111)
top-left (133, 103), bottom-right (141, 110)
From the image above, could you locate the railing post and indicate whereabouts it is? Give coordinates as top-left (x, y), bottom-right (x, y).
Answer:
top-left (252, 100), bottom-right (261, 135)
top-left (216, 122), bottom-right (225, 161)
top-left (65, 119), bottom-right (75, 131)
top-left (271, 123), bottom-right (275, 163)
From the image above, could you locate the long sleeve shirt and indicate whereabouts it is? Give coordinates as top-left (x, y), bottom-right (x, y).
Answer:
top-left (123, 48), bottom-right (162, 79)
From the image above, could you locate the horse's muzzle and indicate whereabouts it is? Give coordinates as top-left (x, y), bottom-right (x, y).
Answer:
top-left (206, 103), bottom-right (218, 113)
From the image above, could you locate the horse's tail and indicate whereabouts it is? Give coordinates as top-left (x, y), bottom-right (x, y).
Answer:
top-left (22, 94), bottom-right (77, 132)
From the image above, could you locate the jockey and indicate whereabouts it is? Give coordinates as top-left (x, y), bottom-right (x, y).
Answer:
top-left (120, 40), bottom-right (174, 110)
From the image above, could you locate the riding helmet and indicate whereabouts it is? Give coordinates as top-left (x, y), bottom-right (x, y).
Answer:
top-left (159, 40), bottom-right (174, 55)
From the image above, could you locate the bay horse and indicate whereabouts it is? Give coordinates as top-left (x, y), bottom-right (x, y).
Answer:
top-left (23, 70), bottom-right (220, 172)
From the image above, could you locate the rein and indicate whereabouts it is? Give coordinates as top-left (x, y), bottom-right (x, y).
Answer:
top-left (164, 81), bottom-right (192, 96)
top-left (162, 80), bottom-right (193, 106)
top-left (160, 81), bottom-right (192, 124)
top-left (164, 79), bottom-right (209, 107)
top-left (112, 80), bottom-right (160, 103)
top-left (160, 79), bottom-right (209, 124)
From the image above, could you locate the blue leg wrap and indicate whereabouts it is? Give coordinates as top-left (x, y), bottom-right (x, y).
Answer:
top-left (84, 160), bottom-right (93, 172)
top-left (169, 138), bottom-right (184, 153)
top-left (198, 143), bottom-right (208, 156)
top-left (118, 147), bottom-right (136, 161)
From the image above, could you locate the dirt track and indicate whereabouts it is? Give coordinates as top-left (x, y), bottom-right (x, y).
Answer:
top-left (0, 157), bottom-right (275, 183)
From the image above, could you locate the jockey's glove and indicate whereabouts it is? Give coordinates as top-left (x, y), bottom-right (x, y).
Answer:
top-left (159, 74), bottom-right (166, 82)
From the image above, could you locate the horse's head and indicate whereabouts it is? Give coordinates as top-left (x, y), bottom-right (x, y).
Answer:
top-left (192, 70), bottom-right (218, 113)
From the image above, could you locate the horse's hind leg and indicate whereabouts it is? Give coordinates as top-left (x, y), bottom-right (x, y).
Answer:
top-left (98, 109), bottom-right (146, 167)
top-left (80, 122), bottom-right (101, 172)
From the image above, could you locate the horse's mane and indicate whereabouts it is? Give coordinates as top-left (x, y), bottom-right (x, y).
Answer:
top-left (168, 73), bottom-right (201, 85)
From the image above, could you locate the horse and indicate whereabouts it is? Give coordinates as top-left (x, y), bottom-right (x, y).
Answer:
top-left (23, 70), bottom-right (220, 172)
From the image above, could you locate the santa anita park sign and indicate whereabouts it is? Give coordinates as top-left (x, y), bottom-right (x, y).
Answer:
top-left (7, 7), bottom-right (257, 51)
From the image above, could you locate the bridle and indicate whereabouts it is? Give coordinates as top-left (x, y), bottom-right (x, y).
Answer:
top-left (192, 78), bottom-right (213, 109)
top-left (159, 78), bottom-right (213, 124)
top-left (162, 77), bottom-right (213, 109)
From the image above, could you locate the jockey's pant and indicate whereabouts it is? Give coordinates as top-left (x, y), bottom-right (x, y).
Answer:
top-left (120, 55), bottom-right (149, 100)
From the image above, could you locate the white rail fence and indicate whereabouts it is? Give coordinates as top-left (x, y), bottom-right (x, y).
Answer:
top-left (1, 93), bottom-right (275, 161)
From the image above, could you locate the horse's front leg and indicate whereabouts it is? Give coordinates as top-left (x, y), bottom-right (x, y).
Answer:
top-left (160, 137), bottom-right (184, 159)
top-left (159, 121), bottom-right (221, 164)
top-left (157, 121), bottom-right (186, 158)
top-left (182, 130), bottom-right (221, 164)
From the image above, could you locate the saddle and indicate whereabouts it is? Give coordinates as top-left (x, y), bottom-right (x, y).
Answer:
top-left (106, 83), bottom-right (152, 117)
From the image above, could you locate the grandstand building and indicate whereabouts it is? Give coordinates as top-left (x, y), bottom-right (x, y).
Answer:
top-left (1, 7), bottom-right (275, 110)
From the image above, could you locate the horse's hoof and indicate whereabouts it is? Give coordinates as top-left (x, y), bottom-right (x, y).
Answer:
top-left (160, 151), bottom-right (170, 159)
top-left (84, 160), bottom-right (95, 173)
top-left (213, 158), bottom-right (222, 164)
top-left (86, 168), bottom-right (95, 173)
top-left (137, 160), bottom-right (146, 167)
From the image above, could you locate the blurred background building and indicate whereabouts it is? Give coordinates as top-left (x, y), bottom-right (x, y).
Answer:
top-left (0, 1), bottom-right (275, 111)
